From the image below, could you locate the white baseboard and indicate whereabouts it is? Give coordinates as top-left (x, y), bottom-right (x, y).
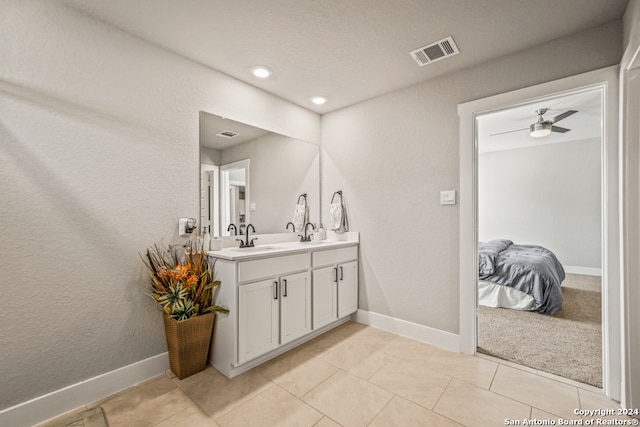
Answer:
top-left (353, 309), bottom-right (460, 353)
top-left (564, 266), bottom-right (602, 276)
top-left (0, 353), bottom-right (170, 427)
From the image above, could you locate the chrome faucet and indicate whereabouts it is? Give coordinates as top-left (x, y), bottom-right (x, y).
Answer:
top-left (237, 224), bottom-right (257, 248)
top-left (227, 223), bottom-right (238, 235)
top-left (299, 223), bottom-right (315, 242)
top-left (286, 222), bottom-right (296, 232)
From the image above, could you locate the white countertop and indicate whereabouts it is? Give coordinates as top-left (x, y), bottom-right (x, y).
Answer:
top-left (207, 240), bottom-right (358, 261)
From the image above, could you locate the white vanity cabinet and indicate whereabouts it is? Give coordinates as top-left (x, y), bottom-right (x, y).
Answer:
top-left (237, 271), bottom-right (311, 364)
top-left (210, 241), bottom-right (358, 378)
top-left (236, 254), bottom-right (311, 364)
top-left (312, 246), bottom-right (359, 329)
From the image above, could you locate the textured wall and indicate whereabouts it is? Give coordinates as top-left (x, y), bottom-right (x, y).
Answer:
top-left (321, 20), bottom-right (622, 334)
top-left (0, 0), bottom-right (319, 411)
top-left (478, 138), bottom-right (601, 269)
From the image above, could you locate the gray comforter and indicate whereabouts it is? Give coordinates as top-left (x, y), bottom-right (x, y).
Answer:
top-left (479, 239), bottom-right (565, 314)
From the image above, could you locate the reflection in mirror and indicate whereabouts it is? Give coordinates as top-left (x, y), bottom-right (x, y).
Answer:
top-left (200, 112), bottom-right (320, 237)
top-left (200, 163), bottom-right (219, 236)
top-left (220, 160), bottom-right (249, 236)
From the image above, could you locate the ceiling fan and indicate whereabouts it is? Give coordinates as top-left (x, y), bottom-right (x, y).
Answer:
top-left (491, 108), bottom-right (578, 138)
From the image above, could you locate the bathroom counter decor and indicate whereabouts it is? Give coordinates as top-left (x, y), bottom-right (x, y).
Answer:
top-left (141, 239), bottom-right (229, 379)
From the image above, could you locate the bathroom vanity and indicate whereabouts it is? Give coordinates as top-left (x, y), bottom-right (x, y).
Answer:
top-left (207, 240), bottom-right (358, 378)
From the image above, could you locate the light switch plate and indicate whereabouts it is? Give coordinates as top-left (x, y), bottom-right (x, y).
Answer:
top-left (440, 190), bottom-right (456, 205)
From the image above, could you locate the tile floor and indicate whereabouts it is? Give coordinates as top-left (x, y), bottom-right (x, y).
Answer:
top-left (38, 322), bottom-right (636, 427)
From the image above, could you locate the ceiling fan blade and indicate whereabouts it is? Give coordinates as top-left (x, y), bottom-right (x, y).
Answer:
top-left (551, 125), bottom-right (570, 133)
top-left (489, 128), bottom-right (528, 136)
top-left (549, 110), bottom-right (577, 124)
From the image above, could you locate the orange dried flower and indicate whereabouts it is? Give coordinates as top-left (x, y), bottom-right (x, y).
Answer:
top-left (186, 275), bottom-right (198, 288)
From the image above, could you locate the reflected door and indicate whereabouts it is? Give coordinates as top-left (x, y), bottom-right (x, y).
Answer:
top-left (220, 159), bottom-right (250, 236)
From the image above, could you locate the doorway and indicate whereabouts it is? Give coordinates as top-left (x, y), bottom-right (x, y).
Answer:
top-left (458, 66), bottom-right (621, 400)
top-left (475, 89), bottom-right (603, 387)
top-left (220, 159), bottom-right (250, 236)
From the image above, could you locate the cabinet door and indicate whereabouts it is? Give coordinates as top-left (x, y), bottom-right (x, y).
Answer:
top-left (312, 266), bottom-right (337, 329)
top-left (238, 278), bottom-right (279, 364)
top-left (280, 271), bottom-right (312, 345)
top-left (337, 261), bottom-right (358, 318)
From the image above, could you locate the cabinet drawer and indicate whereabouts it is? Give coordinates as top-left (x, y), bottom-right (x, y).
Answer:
top-left (312, 246), bottom-right (358, 267)
top-left (238, 253), bottom-right (310, 283)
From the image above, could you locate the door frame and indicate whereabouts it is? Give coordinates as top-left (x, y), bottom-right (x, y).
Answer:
top-left (220, 159), bottom-right (250, 235)
top-left (620, 37), bottom-right (640, 409)
top-left (458, 65), bottom-right (621, 400)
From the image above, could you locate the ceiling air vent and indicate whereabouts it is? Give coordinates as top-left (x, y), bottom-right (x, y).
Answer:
top-left (216, 130), bottom-right (239, 138)
top-left (410, 36), bottom-right (459, 66)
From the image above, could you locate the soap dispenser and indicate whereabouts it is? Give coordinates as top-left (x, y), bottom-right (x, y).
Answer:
top-left (202, 226), bottom-right (211, 251)
top-left (318, 224), bottom-right (326, 241)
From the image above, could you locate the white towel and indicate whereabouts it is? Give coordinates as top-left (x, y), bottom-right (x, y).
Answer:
top-left (330, 202), bottom-right (348, 232)
top-left (292, 204), bottom-right (307, 231)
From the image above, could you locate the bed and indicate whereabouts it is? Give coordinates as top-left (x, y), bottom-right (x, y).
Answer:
top-left (478, 239), bottom-right (565, 314)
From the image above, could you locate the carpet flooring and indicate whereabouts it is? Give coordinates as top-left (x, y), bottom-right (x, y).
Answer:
top-left (478, 273), bottom-right (602, 388)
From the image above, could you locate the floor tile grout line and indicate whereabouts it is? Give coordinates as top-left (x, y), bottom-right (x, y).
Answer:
top-left (149, 406), bottom-right (193, 427)
top-left (299, 368), bottom-right (344, 402)
top-left (489, 384), bottom-right (578, 419)
top-left (365, 393), bottom-right (396, 426)
top-left (313, 415), bottom-right (342, 426)
top-left (477, 350), bottom-right (603, 393)
top-left (488, 360), bottom-right (500, 391)
top-left (365, 359), bottom-right (456, 414)
top-left (430, 376), bottom-right (454, 413)
top-left (265, 381), bottom-right (327, 422)
top-left (210, 380), bottom-right (278, 423)
top-left (364, 353), bottom-right (399, 382)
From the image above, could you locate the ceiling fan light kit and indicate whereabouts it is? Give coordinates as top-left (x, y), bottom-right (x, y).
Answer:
top-left (530, 122), bottom-right (553, 137)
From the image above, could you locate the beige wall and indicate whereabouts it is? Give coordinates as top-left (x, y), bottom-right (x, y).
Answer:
top-left (321, 20), bottom-right (622, 334)
top-left (478, 138), bottom-right (601, 270)
top-left (0, 0), bottom-right (319, 411)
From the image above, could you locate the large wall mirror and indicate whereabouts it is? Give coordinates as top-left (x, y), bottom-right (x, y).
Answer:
top-left (200, 111), bottom-right (320, 237)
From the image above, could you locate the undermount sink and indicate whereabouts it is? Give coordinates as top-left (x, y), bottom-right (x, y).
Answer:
top-left (230, 246), bottom-right (281, 252)
top-left (298, 241), bottom-right (330, 245)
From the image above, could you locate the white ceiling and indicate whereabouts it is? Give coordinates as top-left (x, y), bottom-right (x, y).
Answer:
top-left (200, 112), bottom-right (270, 150)
top-left (477, 89), bottom-right (603, 153)
top-left (61, 0), bottom-right (628, 114)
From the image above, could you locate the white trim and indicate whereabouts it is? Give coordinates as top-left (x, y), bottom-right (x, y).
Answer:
top-left (620, 50), bottom-right (640, 409)
top-left (563, 266), bottom-right (603, 276)
top-left (353, 309), bottom-right (460, 353)
top-left (458, 65), bottom-right (621, 400)
top-left (0, 353), bottom-right (169, 427)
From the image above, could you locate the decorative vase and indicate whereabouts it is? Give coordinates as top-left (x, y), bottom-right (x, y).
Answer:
top-left (163, 312), bottom-right (215, 379)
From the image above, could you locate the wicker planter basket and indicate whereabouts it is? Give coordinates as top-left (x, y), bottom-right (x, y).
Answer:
top-left (163, 312), bottom-right (215, 379)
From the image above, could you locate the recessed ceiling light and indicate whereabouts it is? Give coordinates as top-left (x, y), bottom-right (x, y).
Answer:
top-left (310, 96), bottom-right (327, 105)
top-left (250, 65), bottom-right (272, 78)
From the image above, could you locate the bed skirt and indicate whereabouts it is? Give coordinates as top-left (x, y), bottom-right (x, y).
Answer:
top-left (478, 280), bottom-right (536, 311)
